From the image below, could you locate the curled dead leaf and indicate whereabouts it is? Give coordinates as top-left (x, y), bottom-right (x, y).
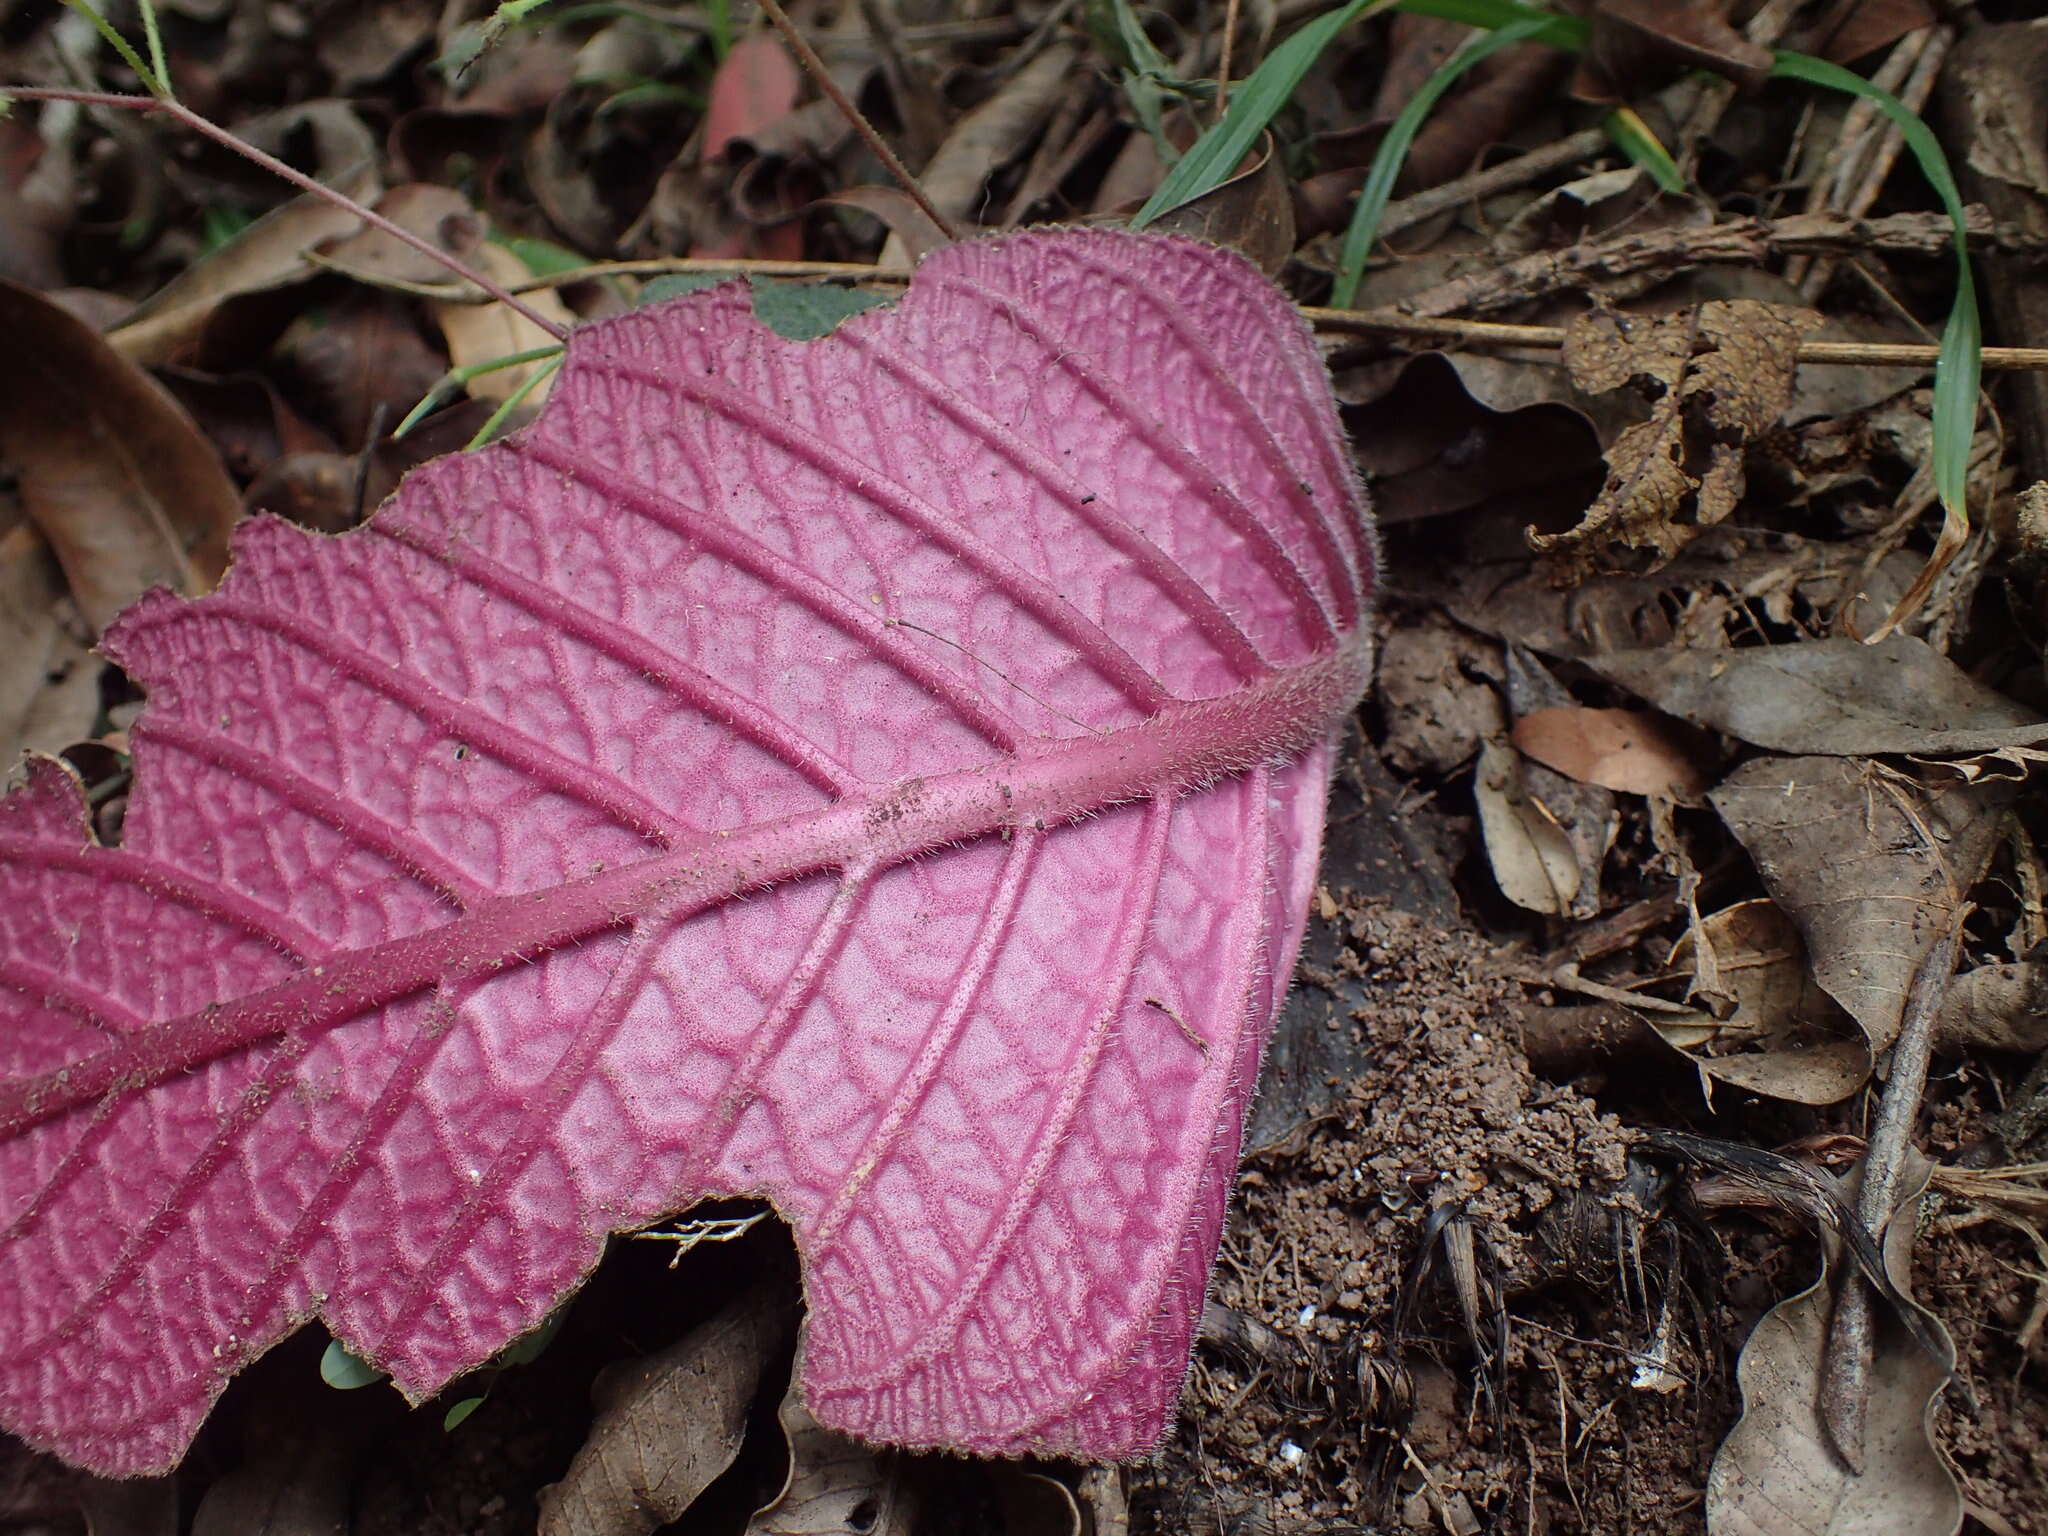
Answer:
top-left (1475, 735), bottom-right (1580, 916)
top-left (746, 1380), bottom-right (918, 1535)
top-left (1649, 898), bottom-right (1869, 1105)
top-left (108, 164), bottom-right (380, 368)
top-left (0, 278), bottom-right (240, 633)
top-left (1935, 962), bottom-right (2048, 1054)
top-left (1590, 635), bottom-right (2048, 756)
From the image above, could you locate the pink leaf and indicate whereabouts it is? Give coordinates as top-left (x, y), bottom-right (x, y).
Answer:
top-left (0, 230), bottom-right (1372, 1476)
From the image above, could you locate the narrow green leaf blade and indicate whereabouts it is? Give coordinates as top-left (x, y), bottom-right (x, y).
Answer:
top-left (1131, 0), bottom-right (1392, 229)
top-left (1332, 15), bottom-right (1555, 308)
top-left (1769, 49), bottom-right (1980, 519)
top-left (1604, 105), bottom-right (1684, 193)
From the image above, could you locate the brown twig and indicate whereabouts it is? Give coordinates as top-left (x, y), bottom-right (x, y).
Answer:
top-left (1791, 24), bottom-right (1954, 301)
top-left (1305, 307), bottom-right (2048, 371)
top-left (2, 85), bottom-right (571, 341)
top-left (756, 0), bottom-right (958, 244)
top-left (1367, 206), bottom-right (2039, 320)
top-left (1218, 0), bottom-right (1242, 119)
top-left (1817, 907), bottom-right (1962, 1470)
top-left (482, 249), bottom-right (2048, 372)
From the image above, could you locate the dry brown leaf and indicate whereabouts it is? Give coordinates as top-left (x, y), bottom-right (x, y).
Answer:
top-left (108, 164), bottom-right (380, 368)
top-left (1572, 0), bottom-right (1774, 104)
top-left (1504, 645), bottom-right (1617, 919)
top-left (1475, 735), bottom-right (1580, 915)
top-left (433, 243), bottom-right (573, 408)
top-left (1533, 301), bottom-right (1821, 574)
top-left (745, 1380), bottom-right (918, 1535)
top-left (0, 524), bottom-right (98, 763)
top-left (1706, 1150), bottom-right (1960, 1536)
top-left (1711, 759), bottom-right (2013, 1059)
top-left (1143, 129), bottom-right (1296, 277)
top-left (539, 1291), bottom-right (794, 1536)
top-left (1650, 899), bottom-right (1870, 1105)
top-left (1589, 635), bottom-right (2048, 756)
top-left (1934, 962), bottom-right (2048, 1054)
top-left (0, 278), bottom-right (240, 633)
top-left (1511, 706), bottom-right (1707, 800)
top-left (317, 183), bottom-right (487, 288)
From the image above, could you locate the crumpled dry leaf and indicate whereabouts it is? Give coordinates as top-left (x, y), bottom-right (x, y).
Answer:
top-left (1589, 635), bottom-right (2048, 756)
top-left (540, 1291), bottom-right (796, 1536)
top-left (1446, 528), bottom-right (1877, 661)
top-left (1706, 1149), bottom-right (1960, 1536)
top-left (0, 278), bottom-right (240, 633)
top-left (1651, 898), bottom-right (1869, 1105)
top-left (746, 1378), bottom-right (917, 1535)
top-left (1533, 301), bottom-right (1822, 574)
top-left (1511, 705), bottom-right (1707, 801)
top-left (1711, 759), bottom-right (2012, 1059)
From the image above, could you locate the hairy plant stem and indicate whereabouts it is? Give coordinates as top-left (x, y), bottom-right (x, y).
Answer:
top-left (0, 85), bottom-right (571, 342)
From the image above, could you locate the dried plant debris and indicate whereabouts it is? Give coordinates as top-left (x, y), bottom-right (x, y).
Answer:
top-left (1651, 898), bottom-right (1870, 1105)
top-left (6, 0), bottom-right (2048, 1525)
top-left (1590, 636), bottom-right (2048, 756)
top-left (1707, 1151), bottom-right (1960, 1536)
top-left (0, 278), bottom-right (239, 633)
top-left (538, 1292), bottom-right (794, 1536)
top-left (1712, 759), bottom-right (2013, 1072)
top-left (1533, 301), bottom-right (1823, 575)
top-left (745, 1383), bottom-right (920, 1536)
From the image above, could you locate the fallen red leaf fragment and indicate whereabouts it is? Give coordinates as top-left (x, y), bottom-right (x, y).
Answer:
top-left (1510, 706), bottom-right (1708, 800)
top-left (0, 230), bottom-right (1373, 1475)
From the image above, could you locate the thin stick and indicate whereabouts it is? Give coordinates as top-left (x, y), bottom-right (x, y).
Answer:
top-left (756, 0), bottom-right (958, 243)
top-left (444, 250), bottom-right (2048, 373)
top-left (3, 86), bottom-right (571, 342)
top-left (1303, 307), bottom-right (2048, 371)
top-left (1218, 0), bottom-right (1242, 119)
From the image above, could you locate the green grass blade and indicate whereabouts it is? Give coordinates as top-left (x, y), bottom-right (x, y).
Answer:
top-left (396, 345), bottom-right (564, 438)
top-left (136, 0), bottom-right (172, 100)
top-left (1331, 15), bottom-right (1555, 308)
top-left (1131, 0), bottom-right (1395, 229)
top-left (1604, 105), bottom-right (1684, 193)
top-left (58, 0), bottom-right (165, 96)
top-left (1769, 49), bottom-right (1980, 522)
top-left (463, 351), bottom-right (565, 450)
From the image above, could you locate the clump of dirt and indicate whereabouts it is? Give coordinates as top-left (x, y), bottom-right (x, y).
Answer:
top-left (1138, 906), bottom-right (1714, 1533)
